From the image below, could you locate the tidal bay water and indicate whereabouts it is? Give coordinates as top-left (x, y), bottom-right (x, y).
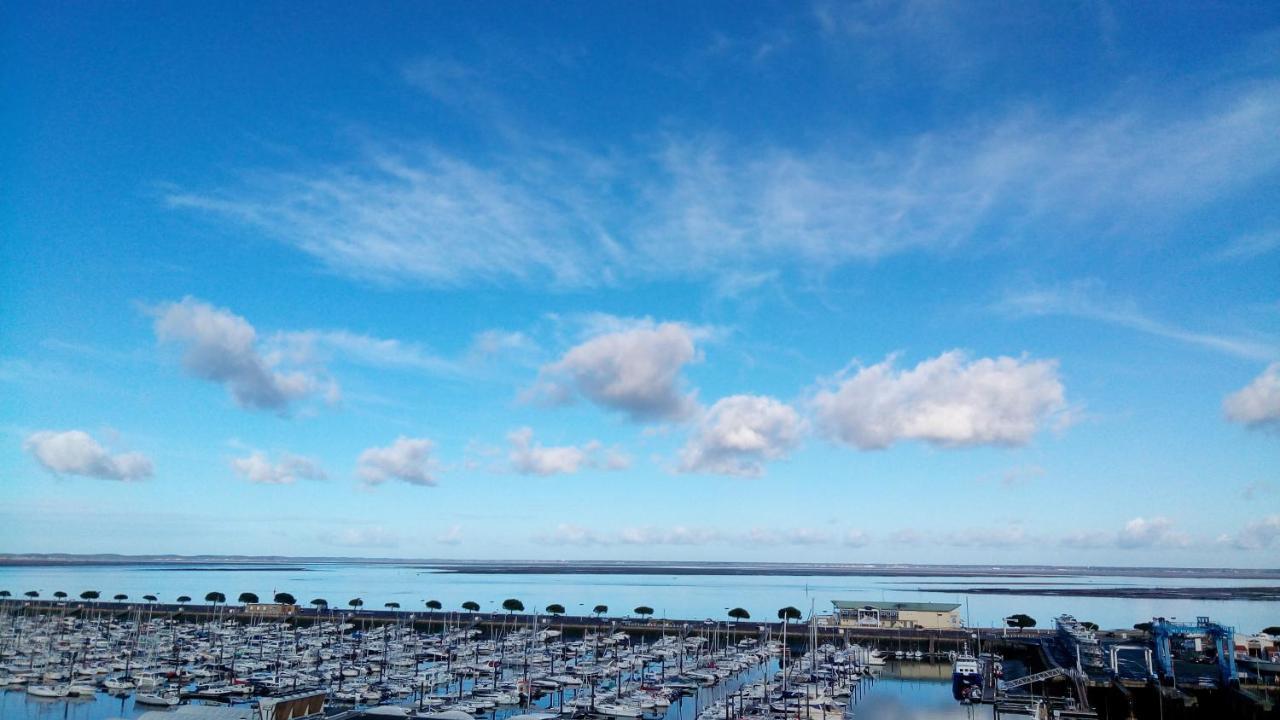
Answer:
top-left (1, 562), bottom-right (1274, 632)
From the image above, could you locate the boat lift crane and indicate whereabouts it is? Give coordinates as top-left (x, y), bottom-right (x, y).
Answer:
top-left (1149, 617), bottom-right (1237, 687)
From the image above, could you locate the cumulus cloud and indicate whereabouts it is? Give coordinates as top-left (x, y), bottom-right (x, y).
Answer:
top-left (24, 430), bottom-right (153, 481)
top-left (741, 528), bottom-right (834, 546)
top-left (231, 451), bottom-right (326, 485)
top-left (152, 297), bottom-right (326, 412)
top-left (507, 428), bottom-right (631, 476)
top-left (507, 428), bottom-right (587, 476)
top-left (813, 350), bottom-right (1066, 450)
top-left (944, 526), bottom-right (1030, 548)
top-left (1116, 517), bottom-right (1190, 549)
top-left (357, 436), bottom-right (438, 487)
top-left (539, 523), bottom-right (610, 546)
top-left (1220, 515), bottom-right (1280, 551)
top-left (618, 526), bottom-right (722, 546)
top-left (533, 321), bottom-right (701, 422)
top-left (1223, 363), bottom-right (1280, 429)
top-left (678, 395), bottom-right (804, 476)
top-left (1060, 530), bottom-right (1112, 549)
top-left (321, 526), bottom-right (400, 549)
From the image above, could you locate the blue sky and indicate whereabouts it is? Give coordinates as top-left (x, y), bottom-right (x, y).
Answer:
top-left (2, 1), bottom-right (1278, 565)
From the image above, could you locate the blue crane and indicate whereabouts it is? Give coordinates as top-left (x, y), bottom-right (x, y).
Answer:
top-left (1149, 616), bottom-right (1237, 687)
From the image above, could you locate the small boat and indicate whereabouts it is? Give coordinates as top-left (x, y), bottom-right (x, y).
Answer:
top-left (135, 692), bottom-right (180, 707)
top-left (26, 685), bottom-right (70, 698)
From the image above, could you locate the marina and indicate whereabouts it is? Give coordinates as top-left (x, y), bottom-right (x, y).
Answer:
top-left (1, 584), bottom-right (1276, 720)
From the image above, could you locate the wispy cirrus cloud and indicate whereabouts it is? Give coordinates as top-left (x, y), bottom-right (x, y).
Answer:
top-left (166, 75), bottom-right (1280, 290)
top-left (1002, 281), bottom-right (1277, 361)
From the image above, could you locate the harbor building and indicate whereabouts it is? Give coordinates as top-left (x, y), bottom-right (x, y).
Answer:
top-left (830, 600), bottom-right (962, 630)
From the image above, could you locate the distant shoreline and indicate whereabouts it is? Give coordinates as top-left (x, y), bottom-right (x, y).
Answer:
top-left (2, 554), bottom-right (1278, 580)
top-left (916, 585), bottom-right (1280, 601)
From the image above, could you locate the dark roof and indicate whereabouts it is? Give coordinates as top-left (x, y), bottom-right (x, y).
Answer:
top-left (831, 600), bottom-right (961, 612)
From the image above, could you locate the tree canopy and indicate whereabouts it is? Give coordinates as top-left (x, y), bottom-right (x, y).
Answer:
top-left (546, 604), bottom-right (566, 615)
top-left (462, 601), bottom-right (480, 612)
top-left (53, 591), bottom-right (68, 600)
top-left (385, 602), bottom-right (400, 609)
top-left (593, 604), bottom-right (608, 616)
top-left (238, 592), bottom-right (259, 604)
top-left (425, 599), bottom-right (442, 610)
top-left (728, 607), bottom-right (750, 621)
top-left (311, 598), bottom-right (328, 608)
top-left (24, 591), bottom-right (38, 598)
top-left (80, 590), bottom-right (100, 601)
top-left (1081, 621), bottom-right (1099, 631)
top-left (176, 595), bottom-right (191, 603)
top-left (205, 591), bottom-right (226, 604)
top-left (349, 598), bottom-right (364, 608)
top-left (777, 606), bottom-right (802, 621)
top-left (502, 598), bottom-right (525, 613)
top-left (113, 594), bottom-right (128, 601)
top-left (274, 592), bottom-right (296, 605)
top-left (1005, 613), bottom-right (1036, 629)
top-left (1261, 626), bottom-right (1280, 636)
top-left (143, 594), bottom-right (158, 602)
top-left (634, 606), bottom-right (654, 617)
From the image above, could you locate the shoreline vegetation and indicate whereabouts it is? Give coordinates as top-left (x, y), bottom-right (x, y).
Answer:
top-left (2, 554), bottom-right (1278, 580)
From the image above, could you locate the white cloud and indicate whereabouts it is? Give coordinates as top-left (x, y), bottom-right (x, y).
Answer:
top-left (320, 526), bottom-right (400, 549)
top-left (1224, 363), bottom-right (1280, 428)
top-left (1116, 516), bottom-right (1190, 549)
top-left (842, 529), bottom-right (871, 547)
top-left (506, 427), bottom-right (630, 476)
top-left (1000, 464), bottom-right (1046, 487)
top-left (152, 297), bottom-right (326, 412)
top-left (357, 436), bottom-right (438, 487)
top-left (617, 526), bottom-right (722, 546)
top-left (742, 527), bottom-right (833, 546)
top-left (24, 430), bottom-right (152, 482)
top-left (889, 529), bottom-right (926, 546)
top-left (1221, 515), bottom-right (1280, 551)
top-left (508, 427), bottom-right (587, 476)
top-left (1004, 282), bottom-right (1276, 361)
top-left (1060, 530), bottom-right (1112, 549)
top-left (166, 77), bottom-right (1280, 288)
top-left (231, 451), bottom-right (326, 485)
top-left (945, 526), bottom-right (1030, 548)
top-left (678, 395), bottom-right (804, 477)
top-left (533, 321), bottom-right (701, 422)
top-left (813, 350), bottom-right (1066, 450)
top-left (271, 329), bottom-right (459, 375)
top-left (436, 524), bottom-right (463, 546)
top-left (539, 523), bottom-right (610, 546)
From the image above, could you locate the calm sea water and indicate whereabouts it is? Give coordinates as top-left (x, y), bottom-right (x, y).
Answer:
top-left (0, 563), bottom-right (1273, 633)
